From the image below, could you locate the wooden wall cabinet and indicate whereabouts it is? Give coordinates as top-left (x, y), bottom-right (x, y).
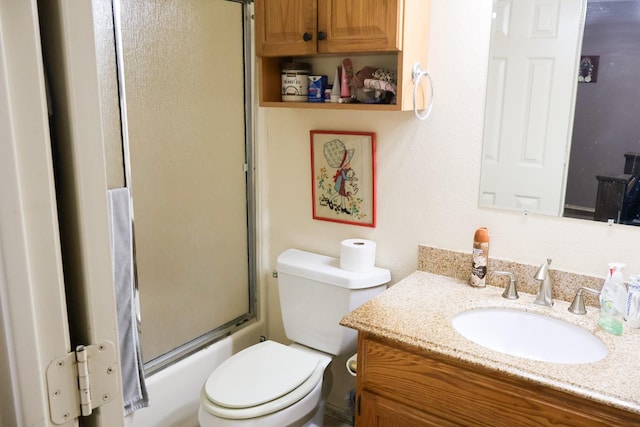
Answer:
top-left (356, 333), bottom-right (640, 426)
top-left (254, 0), bottom-right (430, 111)
top-left (255, 0), bottom-right (401, 56)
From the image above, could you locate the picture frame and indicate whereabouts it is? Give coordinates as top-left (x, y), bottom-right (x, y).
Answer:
top-left (310, 130), bottom-right (376, 227)
top-left (578, 55), bottom-right (599, 83)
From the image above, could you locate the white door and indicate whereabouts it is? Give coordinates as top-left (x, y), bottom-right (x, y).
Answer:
top-left (0, 1), bottom-right (124, 426)
top-left (480, 0), bottom-right (585, 215)
top-left (0, 1), bottom-right (73, 425)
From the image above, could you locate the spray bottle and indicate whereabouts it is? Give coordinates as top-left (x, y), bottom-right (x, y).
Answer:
top-left (470, 227), bottom-right (489, 287)
top-left (598, 262), bottom-right (627, 335)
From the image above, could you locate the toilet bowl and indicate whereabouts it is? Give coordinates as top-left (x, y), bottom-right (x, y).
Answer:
top-left (198, 248), bottom-right (390, 426)
top-left (198, 341), bottom-right (331, 427)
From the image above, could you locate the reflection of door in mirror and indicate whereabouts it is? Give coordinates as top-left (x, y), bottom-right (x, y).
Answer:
top-left (565, 0), bottom-right (640, 224)
top-left (480, 0), bottom-right (585, 216)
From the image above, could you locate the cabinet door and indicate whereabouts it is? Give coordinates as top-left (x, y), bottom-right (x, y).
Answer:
top-left (357, 390), bottom-right (451, 427)
top-left (318, 0), bottom-right (401, 53)
top-left (255, 0), bottom-right (317, 56)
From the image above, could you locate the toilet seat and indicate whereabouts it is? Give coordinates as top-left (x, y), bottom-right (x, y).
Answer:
top-left (201, 341), bottom-right (326, 420)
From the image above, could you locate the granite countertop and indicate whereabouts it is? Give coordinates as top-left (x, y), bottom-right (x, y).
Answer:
top-left (340, 271), bottom-right (640, 415)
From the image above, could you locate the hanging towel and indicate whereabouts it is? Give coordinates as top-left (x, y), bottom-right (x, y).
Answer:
top-left (108, 187), bottom-right (149, 415)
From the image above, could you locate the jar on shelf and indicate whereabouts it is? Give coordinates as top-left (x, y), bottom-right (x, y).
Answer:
top-left (281, 62), bottom-right (310, 102)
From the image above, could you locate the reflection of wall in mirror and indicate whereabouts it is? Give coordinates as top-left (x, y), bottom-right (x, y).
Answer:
top-left (565, 0), bottom-right (640, 217)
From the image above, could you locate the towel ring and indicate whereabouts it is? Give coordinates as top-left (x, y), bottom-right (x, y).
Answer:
top-left (412, 62), bottom-right (433, 121)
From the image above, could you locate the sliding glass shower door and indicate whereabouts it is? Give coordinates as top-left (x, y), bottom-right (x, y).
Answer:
top-left (111, 0), bottom-right (255, 371)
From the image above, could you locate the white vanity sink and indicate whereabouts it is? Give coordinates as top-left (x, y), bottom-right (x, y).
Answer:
top-left (451, 308), bottom-right (608, 364)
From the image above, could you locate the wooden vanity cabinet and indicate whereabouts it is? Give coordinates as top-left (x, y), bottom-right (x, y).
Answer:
top-left (254, 0), bottom-right (429, 111)
top-left (356, 332), bottom-right (640, 426)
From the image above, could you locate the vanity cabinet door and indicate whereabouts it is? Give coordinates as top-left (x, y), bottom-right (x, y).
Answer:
top-left (358, 390), bottom-right (448, 427)
top-left (317, 0), bottom-right (401, 53)
top-left (255, 0), bottom-right (317, 56)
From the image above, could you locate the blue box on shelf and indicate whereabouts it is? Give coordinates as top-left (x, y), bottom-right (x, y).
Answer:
top-left (308, 75), bottom-right (328, 103)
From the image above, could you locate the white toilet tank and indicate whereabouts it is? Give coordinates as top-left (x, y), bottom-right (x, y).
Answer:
top-left (276, 248), bottom-right (390, 356)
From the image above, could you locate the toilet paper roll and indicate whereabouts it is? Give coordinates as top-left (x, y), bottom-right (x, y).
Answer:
top-left (346, 353), bottom-right (358, 376)
top-left (340, 239), bottom-right (376, 273)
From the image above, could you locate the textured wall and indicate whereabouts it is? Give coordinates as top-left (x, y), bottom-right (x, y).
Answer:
top-left (259, 0), bottom-right (640, 416)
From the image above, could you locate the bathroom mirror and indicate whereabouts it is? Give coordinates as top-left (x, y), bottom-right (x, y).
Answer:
top-left (479, 0), bottom-right (640, 225)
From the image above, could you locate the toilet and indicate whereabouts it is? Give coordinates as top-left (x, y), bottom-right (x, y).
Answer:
top-left (198, 248), bottom-right (390, 426)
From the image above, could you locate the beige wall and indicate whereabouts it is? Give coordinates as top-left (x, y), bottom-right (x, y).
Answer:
top-left (260, 0), bottom-right (640, 413)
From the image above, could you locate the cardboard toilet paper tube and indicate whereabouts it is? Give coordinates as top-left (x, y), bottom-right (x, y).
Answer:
top-left (340, 239), bottom-right (376, 272)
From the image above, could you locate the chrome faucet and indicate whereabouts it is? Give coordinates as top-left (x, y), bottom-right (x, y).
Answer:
top-left (533, 259), bottom-right (553, 306)
top-left (493, 270), bottom-right (519, 300)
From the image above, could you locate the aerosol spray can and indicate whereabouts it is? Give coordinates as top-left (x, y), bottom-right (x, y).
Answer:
top-left (471, 227), bottom-right (490, 287)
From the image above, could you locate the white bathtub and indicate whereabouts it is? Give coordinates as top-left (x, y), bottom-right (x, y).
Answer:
top-left (126, 324), bottom-right (264, 427)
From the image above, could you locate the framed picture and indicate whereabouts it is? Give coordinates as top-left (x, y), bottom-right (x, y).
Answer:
top-left (310, 130), bottom-right (376, 227)
top-left (578, 55), bottom-right (599, 83)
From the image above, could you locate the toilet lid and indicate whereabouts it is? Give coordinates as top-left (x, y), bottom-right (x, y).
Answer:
top-left (204, 340), bottom-right (320, 409)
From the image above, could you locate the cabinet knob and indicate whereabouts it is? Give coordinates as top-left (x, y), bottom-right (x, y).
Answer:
top-left (303, 32), bottom-right (312, 42)
top-left (317, 31), bottom-right (327, 41)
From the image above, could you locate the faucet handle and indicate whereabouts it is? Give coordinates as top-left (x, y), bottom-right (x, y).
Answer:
top-left (493, 270), bottom-right (519, 300)
top-left (568, 287), bottom-right (601, 315)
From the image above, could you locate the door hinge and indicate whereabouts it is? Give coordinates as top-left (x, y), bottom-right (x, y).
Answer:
top-left (46, 341), bottom-right (119, 424)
